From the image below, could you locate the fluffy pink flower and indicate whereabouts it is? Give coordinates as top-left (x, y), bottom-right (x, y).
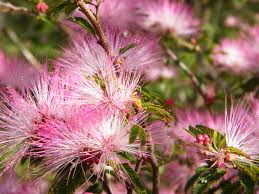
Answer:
top-left (35, 111), bottom-right (145, 180)
top-left (0, 71), bottom-right (71, 173)
top-left (137, 0), bottom-right (200, 37)
top-left (58, 30), bottom-right (162, 111)
top-left (186, 99), bottom-right (259, 169)
top-left (0, 51), bottom-right (39, 88)
top-left (213, 38), bottom-right (254, 74)
top-left (224, 100), bottom-right (258, 159)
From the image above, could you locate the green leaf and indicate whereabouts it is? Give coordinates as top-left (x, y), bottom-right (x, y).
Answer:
top-left (239, 172), bottom-right (255, 194)
top-left (48, 1), bottom-right (71, 16)
top-left (122, 163), bottom-right (147, 194)
top-left (49, 165), bottom-right (87, 194)
top-left (185, 166), bottom-right (209, 192)
top-left (85, 183), bottom-right (103, 194)
top-left (71, 17), bottom-right (95, 34)
top-left (64, 3), bottom-right (77, 15)
top-left (142, 102), bottom-right (173, 122)
top-left (192, 168), bottom-right (226, 194)
top-left (138, 127), bottom-right (147, 146)
top-left (222, 181), bottom-right (241, 194)
top-left (227, 147), bottom-right (250, 158)
top-left (118, 152), bottom-right (137, 164)
top-left (129, 125), bottom-right (140, 144)
top-left (119, 43), bottom-right (137, 55)
top-left (234, 161), bottom-right (259, 182)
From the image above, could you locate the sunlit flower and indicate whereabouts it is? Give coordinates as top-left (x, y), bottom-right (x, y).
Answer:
top-left (35, 111), bottom-right (145, 181)
top-left (137, 0), bottom-right (200, 37)
top-left (0, 71), bottom-right (70, 173)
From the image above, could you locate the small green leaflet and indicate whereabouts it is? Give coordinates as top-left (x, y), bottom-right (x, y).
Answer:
top-left (129, 125), bottom-right (147, 146)
top-left (71, 17), bottom-right (95, 35)
top-left (122, 163), bottom-right (147, 194)
top-left (119, 43), bottom-right (137, 55)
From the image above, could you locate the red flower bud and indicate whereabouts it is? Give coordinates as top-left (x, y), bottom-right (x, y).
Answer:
top-left (36, 2), bottom-right (49, 13)
top-left (196, 134), bottom-right (204, 142)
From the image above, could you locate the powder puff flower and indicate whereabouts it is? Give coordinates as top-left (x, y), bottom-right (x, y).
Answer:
top-left (0, 71), bottom-right (70, 173)
top-left (59, 30), bottom-right (163, 74)
top-left (186, 99), bottom-right (259, 171)
top-left (58, 30), bottom-right (162, 111)
top-left (34, 111), bottom-right (145, 181)
top-left (213, 38), bottom-right (254, 74)
top-left (137, 0), bottom-right (200, 37)
top-left (0, 51), bottom-right (39, 88)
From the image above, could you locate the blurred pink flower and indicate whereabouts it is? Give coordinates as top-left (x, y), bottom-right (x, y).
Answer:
top-left (0, 51), bottom-right (39, 88)
top-left (0, 173), bottom-right (48, 194)
top-left (137, 0), bottom-right (200, 37)
top-left (161, 161), bottom-right (196, 193)
top-left (145, 64), bottom-right (177, 81)
top-left (213, 38), bottom-right (255, 74)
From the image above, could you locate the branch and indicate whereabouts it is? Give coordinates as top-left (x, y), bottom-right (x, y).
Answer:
top-left (150, 145), bottom-right (160, 194)
top-left (4, 28), bottom-right (41, 69)
top-left (0, 2), bottom-right (34, 15)
top-left (166, 49), bottom-right (207, 102)
top-left (103, 173), bottom-right (112, 194)
top-left (74, 0), bottom-right (112, 56)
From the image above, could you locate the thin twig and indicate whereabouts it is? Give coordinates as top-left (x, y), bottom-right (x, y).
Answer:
top-left (103, 173), bottom-right (112, 194)
top-left (0, 1), bottom-right (34, 15)
top-left (74, 0), bottom-right (112, 56)
top-left (166, 49), bottom-right (207, 102)
top-left (4, 28), bottom-right (41, 69)
top-left (150, 144), bottom-right (160, 194)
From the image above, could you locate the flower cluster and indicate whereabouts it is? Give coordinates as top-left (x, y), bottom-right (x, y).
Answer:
top-left (0, 29), bottom-right (165, 185)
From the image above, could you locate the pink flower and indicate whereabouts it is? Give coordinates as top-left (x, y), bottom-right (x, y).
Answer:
top-left (0, 71), bottom-right (71, 173)
top-left (58, 30), bottom-right (162, 112)
top-left (224, 100), bottom-right (258, 159)
top-left (35, 111), bottom-right (145, 180)
top-left (137, 0), bottom-right (200, 37)
top-left (89, 0), bottom-right (138, 30)
top-left (0, 51), bottom-right (39, 88)
top-left (186, 99), bottom-right (259, 169)
top-left (213, 38), bottom-right (254, 74)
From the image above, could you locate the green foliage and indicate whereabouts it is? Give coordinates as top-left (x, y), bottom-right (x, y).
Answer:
top-left (118, 152), bottom-right (137, 164)
top-left (192, 167), bottom-right (226, 194)
top-left (49, 165), bottom-right (87, 194)
top-left (187, 125), bottom-right (226, 150)
top-left (142, 102), bottom-right (173, 123)
top-left (71, 17), bottom-right (96, 35)
top-left (239, 172), bottom-right (255, 194)
top-left (119, 43), bottom-right (137, 55)
top-left (122, 163), bottom-right (147, 194)
top-left (234, 161), bottom-right (259, 182)
top-left (129, 125), bottom-right (141, 144)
